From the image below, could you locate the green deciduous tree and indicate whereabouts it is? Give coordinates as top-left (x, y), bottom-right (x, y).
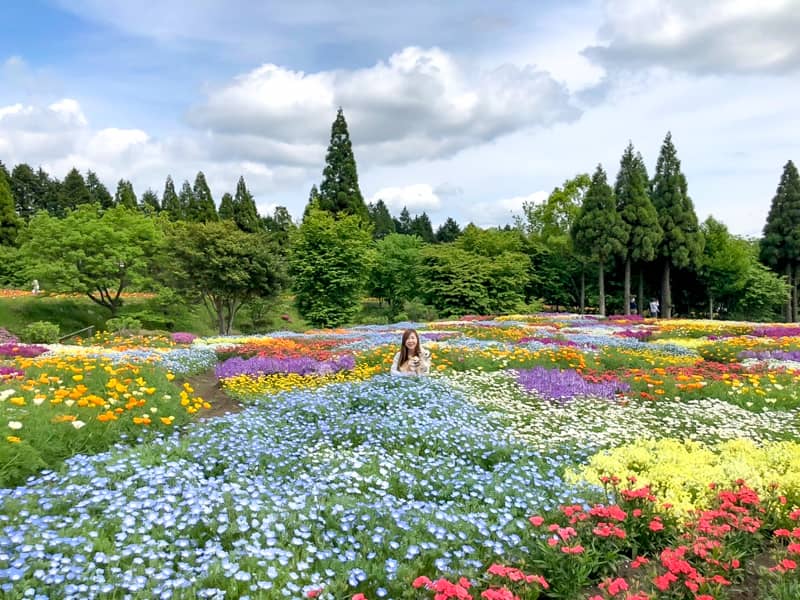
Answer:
top-left (191, 171), bottom-right (218, 222)
top-left (760, 160), bottom-right (800, 321)
top-left (167, 221), bottom-right (287, 334)
top-left (369, 233), bottom-right (423, 314)
top-left (615, 143), bottom-right (662, 314)
top-left (289, 208), bottom-right (373, 327)
top-left (114, 179), bottom-right (138, 210)
top-left (318, 108), bottom-right (368, 221)
top-left (698, 217), bottom-right (750, 319)
top-left (523, 173), bottom-right (590, 311)
top-left (417, 244), bottom-right (529, 316)
top-left (571, 165), bottom-right (627, 316)
top-left (18, 205), bottom-right (162, 315)
top-left (457, 224), bottom-right (524, 256)
top-left (651, 132), bottom-right (704, 318)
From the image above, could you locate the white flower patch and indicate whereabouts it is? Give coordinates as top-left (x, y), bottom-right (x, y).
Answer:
top-left (442, 370), bottom-right (800, 452)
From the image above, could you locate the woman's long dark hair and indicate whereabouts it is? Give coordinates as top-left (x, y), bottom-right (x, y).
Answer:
top-left (398, 328), bottom-right (421, 366)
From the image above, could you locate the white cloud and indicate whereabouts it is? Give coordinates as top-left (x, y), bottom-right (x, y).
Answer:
top-left (85, 128), bottom-right (149, 158)
top-left (0, 97), bottom-right (305, 214)
top-left (463, 190), bottom-right (547, 228)
top-left (585, 0), bottom-right (800, 74)
top-left (189, 46), bottom-right (579, 166)
top-left (369, 183), bottom-right (441, 212)
top-left (48, 98), bottom-right (88, 126)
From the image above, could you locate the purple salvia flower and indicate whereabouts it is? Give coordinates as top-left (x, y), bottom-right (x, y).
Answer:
top-left (516, 366), bottom-right (629, 402)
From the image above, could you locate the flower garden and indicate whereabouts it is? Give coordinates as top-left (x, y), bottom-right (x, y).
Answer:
top-left (3, 314), bottom-right (800, 599)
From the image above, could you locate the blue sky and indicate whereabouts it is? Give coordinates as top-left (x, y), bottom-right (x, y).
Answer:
top-left (1, 0), bottom-right (799, 236)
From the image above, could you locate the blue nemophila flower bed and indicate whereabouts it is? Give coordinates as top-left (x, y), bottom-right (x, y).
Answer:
top-left (0, 376), bottom-right (591, 600)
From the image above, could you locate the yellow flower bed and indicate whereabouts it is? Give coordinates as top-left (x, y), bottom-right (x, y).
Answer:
top-left (221, 364), bottom-right (383, 398)
top-left (568, 437), bottom-right (800, 514)
top-left (3, 355), bottom-right (208, 443)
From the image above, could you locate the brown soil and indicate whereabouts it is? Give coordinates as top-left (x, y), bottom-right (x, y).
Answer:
top-left (180, 369), bottom-right (244, 420)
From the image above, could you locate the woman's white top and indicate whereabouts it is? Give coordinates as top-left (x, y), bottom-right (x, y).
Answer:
top-left (390, 347), bottom-right (431, 376)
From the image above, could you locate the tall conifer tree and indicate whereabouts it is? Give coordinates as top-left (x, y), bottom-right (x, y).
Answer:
top-left (60, 168), bottom-right (91, 214)
top-left (410, 212), bottom-right (436, 243)
top-left (761, 160), bottom-right (800, 321)
top-left (140, 189), bottom-right (160, 214)
top-left (571, 165), bottom-right (627, 316)
top-left (218, 192), bottom-right (235, 221)
top-left (192, 171), bottom-right (219, 222)
top-left (650, 132), bottom-right (703, 318)
top-left (162, 175), bottom-right (181, 220)
top-left (86, 171), bottom-right (113, 209)
top-left (614, 143), bottom-right (662, 314)
top-left (233, 176), bottom-right (260, 233)
top-left (318, 108), bottom-right (368, 221)
top-left (178, 180), bottom-right (195, 220)
top-left (435, 217), bottom-right (462, 243)
top-left (367, 199), bottom-right (395, 240)
top-left (10, 163), bottom-right (40, 220)
top-left (0, 168), bottom-right (20, 245)
top-left (114, 179), bottom-right (138, 210)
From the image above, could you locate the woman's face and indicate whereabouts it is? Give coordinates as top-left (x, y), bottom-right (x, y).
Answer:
top-left (404, 333), bottom-right (418, 351)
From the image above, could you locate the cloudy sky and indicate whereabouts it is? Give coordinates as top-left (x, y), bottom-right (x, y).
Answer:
top-left (1, 0), bottom-right (799, 235)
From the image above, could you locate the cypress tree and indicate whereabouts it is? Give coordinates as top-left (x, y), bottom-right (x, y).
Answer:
top-left (36, 168), bottom-right (60, 216)
top-left (0, 168), bottom-right (20, 245)
top-left (218, 192), bottom-right (235, 221)
top-left (571, 164), bottom-right (627, 316)
top-left (140, 189), bottom-right (160, 214)
top-left (650, 132), bottom-right (704, 318)
top-left (233, 176), bottom-right (261, 233)
top-left (162, 175), bottom-right (181, 220)
top-left (395, 207), bottom-right (413, 235)
top-left (114, 179), bottom-right (138, 210)
top-left (367, 199), bottom-right (395, 239)
top-left (178, 180), bottom-right (195, 220)
top-left (263, 206), bottom-right (296, 249)
top-left (86, 170), bottom-right (113, 209)
top-left (615, 142), bottom-right (662, 314)
top-left (60, 168), bottom-right (91, 213)
top-left (435, 217), bottom-right (462, 243)
top-left (760, 160), bottom-right (800, 321)
top-left (10, 163), bottom-right (40, 220)
top-left (192, 171), bottom-right (219, 222)
top-left (318, 108), bottom-right (368, 221)
top-left (410, 212), bottom-right (436, 243)
top-left (302, 185), bottom-right (320, 221)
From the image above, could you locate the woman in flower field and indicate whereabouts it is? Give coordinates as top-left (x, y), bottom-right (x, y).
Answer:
top-left (390, 328), bottom-right (431, 376)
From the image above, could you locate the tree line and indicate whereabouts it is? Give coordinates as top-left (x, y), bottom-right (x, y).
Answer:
top-left (0, 107), bottom-right (798, 330)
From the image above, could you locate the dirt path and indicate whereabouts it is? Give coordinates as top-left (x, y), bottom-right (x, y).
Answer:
top-left (181, 369), bottom-right (245, 420)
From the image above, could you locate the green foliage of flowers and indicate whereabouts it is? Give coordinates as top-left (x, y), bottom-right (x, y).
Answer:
top-left (569, 438), bottom-right (800, 515)
top-left (0, 355), bottom-right (208, 486)
top-left (20, 320), bottom-right (60, 343)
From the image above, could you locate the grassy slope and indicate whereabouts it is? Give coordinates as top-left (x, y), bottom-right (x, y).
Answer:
top-left (0, 292), bottom-right (315, 337)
